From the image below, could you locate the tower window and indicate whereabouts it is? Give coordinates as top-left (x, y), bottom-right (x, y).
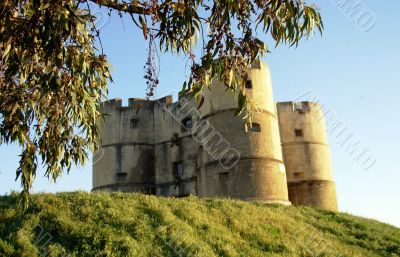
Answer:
top-left (248, 123), bottom-right (261, 132)
top-left (173, 161), bottom-right (184, 177)
top-left (182, 117), bottom-right (193, 130)
top-left (245, 80), bottom-right (253, 89)
top-left (116, 172), bottom-right (128, 181)
top-left (219, 172), bottom-right (229, 179)
top-left (130, 118), bottom-right (139, 128)
top-left (293, 171), bottom-right (305, 179)
top-left (295, 129), bottom-right (303, 137)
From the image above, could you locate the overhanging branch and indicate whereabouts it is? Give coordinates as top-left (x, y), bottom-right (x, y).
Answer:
top-left (89, 0), bottom-right (151, 15)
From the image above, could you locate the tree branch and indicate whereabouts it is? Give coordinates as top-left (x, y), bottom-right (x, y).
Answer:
top-left (89, 0), bottom-right (151, 15)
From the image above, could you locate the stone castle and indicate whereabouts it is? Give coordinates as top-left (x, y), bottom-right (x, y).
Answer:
top-left (92, 60), bottom-right (338, 211)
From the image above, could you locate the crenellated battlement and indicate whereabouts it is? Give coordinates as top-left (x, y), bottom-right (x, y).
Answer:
top-left (102, 95), bottom-right (174, 111)
top-left (276, 101), bottom-right (324, 114)
top-left (102, 98), bottom-right (123, 109)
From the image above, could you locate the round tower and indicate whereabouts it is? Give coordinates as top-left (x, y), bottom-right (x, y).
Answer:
top-left (92, 98), bottom-right (161, 193)
top-left (196, 60), bottom-right (290, 204)
top-left (276, 102), bottom-right (338, 211)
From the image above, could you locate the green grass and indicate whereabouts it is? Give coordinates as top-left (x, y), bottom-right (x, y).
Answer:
top-left (0, 192), bottom-right (399, 257)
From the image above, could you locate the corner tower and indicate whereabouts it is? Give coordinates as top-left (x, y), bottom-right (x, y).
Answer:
top-left (92, 97), bottom-right (163, 193)
top-left (276, 102), bottom-right (338, 211)
top-left (197, 60), bottom-right (290, 204)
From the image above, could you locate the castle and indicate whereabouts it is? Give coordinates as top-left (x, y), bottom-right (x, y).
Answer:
top-left (92, 60), bottom-right (338, 211)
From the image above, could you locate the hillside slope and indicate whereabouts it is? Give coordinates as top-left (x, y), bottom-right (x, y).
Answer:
top-left (0, 192), bottom-right (399, 257)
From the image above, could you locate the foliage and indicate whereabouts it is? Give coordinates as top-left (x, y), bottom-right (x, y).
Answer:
top-left (0, 0), bottom-right (111, 204)
top-left (0, 0), bottom-right (323, 201)
top-left (0, 192), bottom-right (399, 256)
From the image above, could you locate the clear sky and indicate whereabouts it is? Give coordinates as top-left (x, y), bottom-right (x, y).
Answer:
top-left (1, 1), bottom-right (399, 227)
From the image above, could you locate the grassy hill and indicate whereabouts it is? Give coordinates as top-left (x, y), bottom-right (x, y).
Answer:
top-left (0, 192), bottom-right (399, 257)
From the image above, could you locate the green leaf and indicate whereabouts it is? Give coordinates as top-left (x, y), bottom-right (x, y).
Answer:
top-left (3, 43), bottom-right (11, 57)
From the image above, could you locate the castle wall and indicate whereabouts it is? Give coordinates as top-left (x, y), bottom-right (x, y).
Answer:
top-left (93, 95), bottom-right (200, 196)
top-left (276, 102), bottom-right (338, 211)
top-left (153, 97), bottom-right (199, 196)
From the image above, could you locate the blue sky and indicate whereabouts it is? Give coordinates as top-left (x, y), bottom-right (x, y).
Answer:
top-left (1, 1), bottom-right (399, 227)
